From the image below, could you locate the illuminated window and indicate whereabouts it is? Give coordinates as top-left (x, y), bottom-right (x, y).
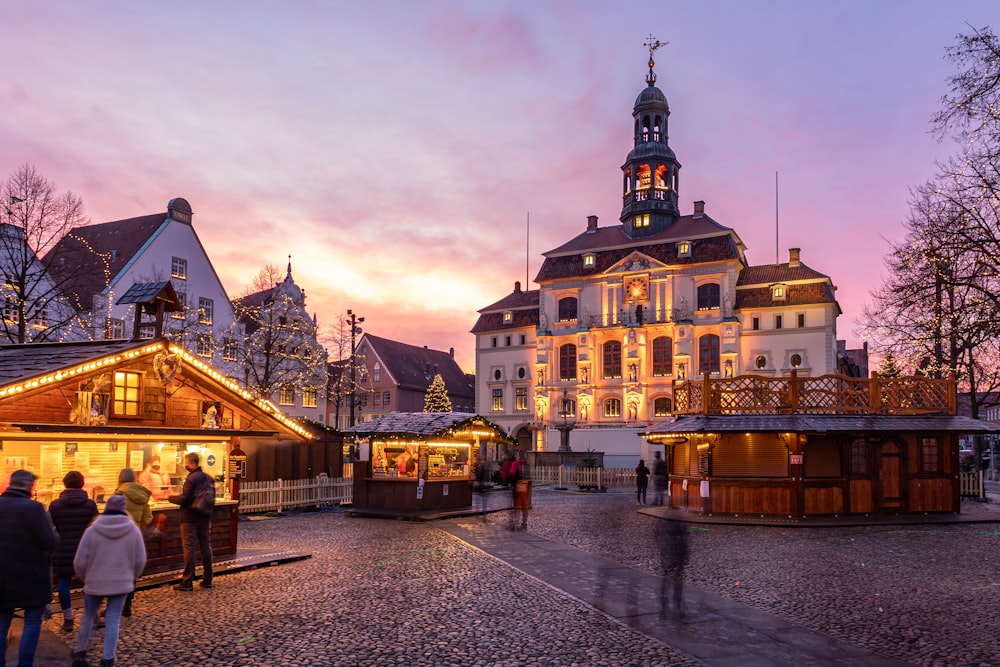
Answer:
top-left (699, 334), bottom-right (721, 374)
top-left (172, 291), bottom-right (187, 319)
top-left (31, 302), bottom-right (49, 329)
top-left (138, 324), bottom-right (155, 340)
top-left (503, 311), bottom-right (512, 323)
top-left (303, 387), bottom-right (318, 408)
top-left (604, 398), bottom-right (622, 418)
top-left (222, 337), bottom-right (238, 361)
top-left (583, 254), bottom-right (596, 268)
top-left (198, 297), bottom-right (213, 325)
top-left (558, 297), bottom-right (578, 322)
top-left (602, 341), bottom-right (622, 379)
top-left (772, 285), bottom-right (786, 301)
top-left (196, 333), bottom-right (213, 358)
top-left (559, 344), bottom-right (577, 380)
top-left (112, 371), bottom-right (142, 417)
top-left (2, 293), bottom-right (17, 323)
top-left (515, 387), bottom-right (528, 412)
top-left (654, 397), bottom-right (672, 417)
top-left (105, 318), bottom-right (124, 339)
top-left (491, 388), bottom-right (504, 412)
top-left (634, 214), bottom-right (650, 228)
top-left (677, 241), bottom-right (692, 258)
top-left (652, 336), bottom-right (673, 376)
top-left (279, 386), bottom-right (295, 406)
top-left (171, 257), bottom-right (187, 280)
top-left (697, 283), bottom-right (720, 310)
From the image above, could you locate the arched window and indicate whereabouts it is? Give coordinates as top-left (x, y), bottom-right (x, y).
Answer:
top-left (652, 336), bottom-right (673, 376)
top-left (602, 340), bottom-right (622, 379)
top-left (559, 344), bottom-right (577, 380)
top-left (697, 283), bottom-right (721, 310)
top-left (558, 297), bottom-right (578, 322)
top-left (373, 362), bottom-right (381, 382)
top-left (654, 397), bottom-right (672, 417)
top-left (604, 398), bottom-right (622, 418)
top-left (699, 334), bottom-right (720, 374)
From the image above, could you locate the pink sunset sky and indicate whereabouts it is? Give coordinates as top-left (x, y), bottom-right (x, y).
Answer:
top-left (0, 1), bottom-right (994, 372)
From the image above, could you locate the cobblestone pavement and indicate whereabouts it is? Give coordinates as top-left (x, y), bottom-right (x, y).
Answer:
top-left (32, 488), bottom-right (1000, 666)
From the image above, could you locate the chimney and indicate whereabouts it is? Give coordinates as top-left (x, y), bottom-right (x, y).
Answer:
top-left (587, 215), bottom-right (598, 231)
top-left (514, 281), bottom-right (521, 293)
top-left (789, 248), bottom-right (801, 267)
top-left (693, 201), bottom-right (705, 217)
top-left (449, 347), bottom-right (454, 358)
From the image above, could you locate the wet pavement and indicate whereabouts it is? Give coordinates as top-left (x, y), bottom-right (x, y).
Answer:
top-left (8, 486), bottom-right (1000, 666)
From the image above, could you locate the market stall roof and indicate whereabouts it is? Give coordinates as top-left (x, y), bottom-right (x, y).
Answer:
top-left (643, 414), bottom-right (1000, 437)
top-left (345, 412), bottom-right (514, 442)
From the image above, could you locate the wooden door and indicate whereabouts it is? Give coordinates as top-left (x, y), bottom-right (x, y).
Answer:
top-left (877, 440), bottom-right (906, 513)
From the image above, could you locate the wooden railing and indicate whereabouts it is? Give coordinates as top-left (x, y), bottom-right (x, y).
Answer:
top-left (239, 473), bottom-right (353, 513)
top-left (673, 371), bottom-right (956, 416)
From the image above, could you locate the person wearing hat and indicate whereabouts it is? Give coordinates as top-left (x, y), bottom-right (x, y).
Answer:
top-left (49, 470), bottom-right (99, 631)
top-left (138, 456), bottom-right (171, 501)
top-left (0, 469), bottom-right (59, 667)
top-left (71, 493), bottom-right (146, 667)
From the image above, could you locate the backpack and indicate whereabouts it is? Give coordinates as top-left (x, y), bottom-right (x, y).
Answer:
top-left (191, 477), bottom-right (216, 515)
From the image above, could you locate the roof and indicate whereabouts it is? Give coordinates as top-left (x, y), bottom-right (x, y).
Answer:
top-left (344, 412), bottom-right (512, 441)
top-left (0, 339), bottom-right (149, 386)
top-left (116, 281), bottom-right (184, 313)
top-left (471, 287), bottom-right (539, 334)
top-left (643, 414), bottom-right (1000, 436)
top-left (359, 334), bottom-right (473, 397)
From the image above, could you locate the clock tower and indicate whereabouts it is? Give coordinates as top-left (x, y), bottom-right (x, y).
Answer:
top-left (620, 37), bottom-right (681, 238)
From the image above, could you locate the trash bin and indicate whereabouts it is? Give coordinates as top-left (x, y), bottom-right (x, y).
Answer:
top-left (513, 480), bottom-right (532, 509)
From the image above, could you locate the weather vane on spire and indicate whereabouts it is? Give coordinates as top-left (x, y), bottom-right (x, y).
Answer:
top-left (643, 34), bottom-right (667, 86)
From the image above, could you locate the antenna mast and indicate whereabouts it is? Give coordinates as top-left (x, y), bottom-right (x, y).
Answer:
top-left (525, 212), bottom-right (530, 287)
top-left (775, 171), bottom-right (779, 264)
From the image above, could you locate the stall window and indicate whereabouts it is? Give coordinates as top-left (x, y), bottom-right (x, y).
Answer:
top-left (713, 434), bottom-right (788, 477)
top-left (803, 438), bottom-right (842, 478)
top-left (112, 371), bottom-right (142, 417)
top-left (921, 437), bottom-right (941, 472)
top-left (850, 439), bottom-right (869, 475)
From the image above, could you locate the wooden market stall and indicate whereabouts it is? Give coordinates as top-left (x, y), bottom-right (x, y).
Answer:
top-left (643, 371), bottom-right (997, 518)
top-left (0, 337), bottom-right (314, 573)
top-left (346, 412), bottom-right (512, 518)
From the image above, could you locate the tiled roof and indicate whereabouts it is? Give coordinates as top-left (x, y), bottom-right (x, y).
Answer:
top-left (360, 334), bottom-right (473, 398)
top-left (735, 282), bottom-right (839, 309)
top-left (44, 212), bottom-right (169, 310)
top-left (542, 215), bottom-right (735, 256)
top-left (644, 414), bottom-right (998, 435)
top-left (737, 262), bottom-right (830, 285)
top-left (344, 412), bottom-right (511, 440)
top-left (471, 288), bottom-right (539, 334)
top-left (0, 339), bottom-right (149, 386)
top-left (536, 234), bottom-right (739, 283)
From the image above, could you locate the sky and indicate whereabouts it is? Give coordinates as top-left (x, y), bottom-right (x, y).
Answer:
top-left (1, 1), bottom-right (995, 372)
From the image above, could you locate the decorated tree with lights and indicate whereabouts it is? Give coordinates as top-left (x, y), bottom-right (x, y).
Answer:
top-left (323, 313), bottom-right (372, 430)
top-left (423, 373), bottom-right (452, 412)
top-left (877, 351), bottom-right (904, 378)
top-left (0, 164), bottom-right (92, 343)
top-left (862, 26), bottom-right (1000, 433)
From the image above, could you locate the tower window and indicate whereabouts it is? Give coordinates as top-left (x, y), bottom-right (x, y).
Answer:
top-left (634, 214), bottom-right (650, 228)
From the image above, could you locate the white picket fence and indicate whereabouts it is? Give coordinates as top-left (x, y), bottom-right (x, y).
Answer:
top-left (528, 466), bottom-right (636, 489)
top-left (960, 470), bottom-right (984, 498)
top-left (239, 471), bottom-right (353, 514)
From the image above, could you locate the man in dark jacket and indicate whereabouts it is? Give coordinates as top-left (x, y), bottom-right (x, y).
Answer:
top-left (48, 470), bottom-right (98, 631)
top-left (168, 452), bottom-right (215, 591)
top-left (0, 469), bottom-right (59, 666)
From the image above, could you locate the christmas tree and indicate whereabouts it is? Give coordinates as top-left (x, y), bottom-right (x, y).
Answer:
top-left (423, 373), bottom-right (453, 412)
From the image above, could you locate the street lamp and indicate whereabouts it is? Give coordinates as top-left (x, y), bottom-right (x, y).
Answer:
top-left (347, 309), bottom-right (364, 428)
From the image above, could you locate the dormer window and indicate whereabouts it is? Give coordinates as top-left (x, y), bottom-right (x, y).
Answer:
top-left (677, 241), bottom-right (692, 258)
top-left (502, 311), bottom-right (513, 324)
top-left (771, 285), bottom-right (787, 301)
top-left (634, 214), bottom-right (650, 228)
top-left (582, 253), bottom-right (596, 269)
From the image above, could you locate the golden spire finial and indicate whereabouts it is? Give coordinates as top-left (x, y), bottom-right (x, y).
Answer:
top-left (643, 34), bottom-right (667, 86)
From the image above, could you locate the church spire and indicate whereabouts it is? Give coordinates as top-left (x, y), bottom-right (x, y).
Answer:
top-left (620, 35), bottom-right (681, 237)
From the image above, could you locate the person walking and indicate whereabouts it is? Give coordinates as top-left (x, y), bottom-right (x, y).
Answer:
top-left (507, 451), bottom-right (528, 531)
top-left (114, 469), bottom-right (152, 617)
top-left (0, 470), bottom-right (59, 667)
top-left (651, 451), bottom-right (668, 505)
top-left (168, 452), bottom-right (215, 591)
top-left (635, 459), bottom-right (651, 504)
top-left (657, 517), bottom-right (690, 617)
top-left (71, 494), bottom-right (146, 667)
top-left (48, 470), bottom-right (99, 632)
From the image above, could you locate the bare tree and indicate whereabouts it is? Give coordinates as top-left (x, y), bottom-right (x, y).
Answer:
top-left (0, 164), bottom-right (91, 342)
top-left (320, 315), bottom-right (371, 430)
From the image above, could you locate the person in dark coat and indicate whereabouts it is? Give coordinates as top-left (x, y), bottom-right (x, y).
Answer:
top-left (635, 459), bottom-right (651, 504)
top-left (168, 452), bottom-right (215, 591)
top-left (0, 469), bottom-right (59, 667)
top-left (657, 517), bottom-right (690, 616)
top-left (48, 470), bottom-right (98, 632)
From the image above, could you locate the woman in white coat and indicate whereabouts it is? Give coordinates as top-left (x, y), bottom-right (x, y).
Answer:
top-left (71, 494), bottom-right (147, 667)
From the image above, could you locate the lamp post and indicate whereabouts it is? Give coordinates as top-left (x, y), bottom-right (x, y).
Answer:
top-left (556, 387), bottom-right (575, 453)
top-left (347, 309), bottom-right (364, 428)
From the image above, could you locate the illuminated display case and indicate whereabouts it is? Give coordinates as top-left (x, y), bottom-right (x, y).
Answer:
top-left (370, 442), bottom-right (470, 480)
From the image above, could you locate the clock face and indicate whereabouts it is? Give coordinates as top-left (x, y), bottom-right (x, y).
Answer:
top-left (627, 277), bottom-right (648, 301)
